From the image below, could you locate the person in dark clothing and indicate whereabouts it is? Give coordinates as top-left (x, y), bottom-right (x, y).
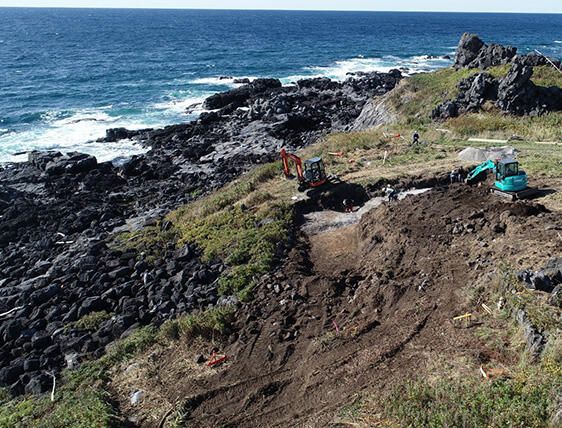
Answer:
top-left (343, 198), bottom-right (354, 213)
top-left (457, 165), bottom-right (465, 183)
top-left (412, 130), bottom-right (419, 145)
top-left (450, 169), bottom-right (457, 184)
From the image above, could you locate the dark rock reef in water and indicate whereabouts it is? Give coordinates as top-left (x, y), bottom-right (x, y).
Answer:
top-left (0, 70), bottom-right (402, 396)
top-left (433, 33), bottom-right (562, 120)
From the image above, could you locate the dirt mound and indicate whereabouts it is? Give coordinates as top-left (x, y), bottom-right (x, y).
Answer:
top-left (458, 145), bottom-right (520, 163)
top-left (115, 182), bottom-right (561, 427)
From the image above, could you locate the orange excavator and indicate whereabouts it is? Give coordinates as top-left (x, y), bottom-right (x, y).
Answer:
top-left (280, 149), bottom-right (327, 191)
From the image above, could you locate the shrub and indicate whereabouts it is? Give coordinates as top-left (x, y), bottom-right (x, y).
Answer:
top-left (178, 203), bottom-right (291, 295)
top-left (160, 306), bottom-right (235, 342)
top-left (72, 311), bottom-right (112, 332)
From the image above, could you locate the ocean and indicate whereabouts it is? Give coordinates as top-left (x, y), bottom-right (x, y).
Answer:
top-left (0, 8), bottom-right (561, 164)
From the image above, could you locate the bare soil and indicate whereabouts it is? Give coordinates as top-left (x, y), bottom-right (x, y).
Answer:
top-left (113, 179), bottom-right (562, 427)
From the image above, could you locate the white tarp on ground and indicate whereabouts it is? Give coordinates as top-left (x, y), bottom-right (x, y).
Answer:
top-left (458, 146), bottom-right (520, 163)
top-left (301, 188), bottom-right (431, 234)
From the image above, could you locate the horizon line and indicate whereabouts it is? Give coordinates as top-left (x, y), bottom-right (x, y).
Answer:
top-left (0, 6), bottom-right (561, 14)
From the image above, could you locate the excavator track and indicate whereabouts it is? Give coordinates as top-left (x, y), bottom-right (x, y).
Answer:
top-left (490, 187), bottom-right (538, 200)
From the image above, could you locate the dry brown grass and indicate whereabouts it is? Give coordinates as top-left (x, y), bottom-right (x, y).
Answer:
top-left (110, 339), bottom-right (224, 427)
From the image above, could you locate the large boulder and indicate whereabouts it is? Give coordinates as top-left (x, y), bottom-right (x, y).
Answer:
top-left (430, 101), bottom-right (458, 120)
top-left (454, 33), bottom-right (516, 70)
top-left (29, 151), bottom-right (98, 175)
top-left (454, 33), bottom-right (485, 69)
top-left (203, 78), bottom-right (282, 110)
top-left (455, 72), bottom-right (497, 114)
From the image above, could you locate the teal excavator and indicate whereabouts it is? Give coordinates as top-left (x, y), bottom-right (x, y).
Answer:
top-left (465, 158), bottom-right (537, 200)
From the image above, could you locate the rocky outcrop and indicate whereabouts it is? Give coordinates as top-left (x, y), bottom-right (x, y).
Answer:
top-left (495, 58), bottom-right (562, 115)
top-left (517, 257), bottom-right (562, 297)
top-left (433, 39), bottom-right (562, 120)
top-left (510, 257), bottom-right (562, 361)
top-left (28, 151), bottom-right (99, 175)
top-left (454, 33), bottom-right (517, 70)
top-left (433, 34), bottom-right (562, 120)
top-left (351, 98), bottom-right (398, 131)
top-left (203, 78), bottom-right (282, 111)
top-left (455, 34), bottom-right (560, 72)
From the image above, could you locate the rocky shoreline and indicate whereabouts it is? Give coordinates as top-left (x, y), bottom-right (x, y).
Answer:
top-left (1, 33), bottom-right (561, 397)
top-left (0, 69), bottom-right (402, 396)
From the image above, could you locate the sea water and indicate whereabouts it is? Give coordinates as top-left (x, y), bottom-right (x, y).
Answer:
top-left (0, 8), bottom-right (561, 164)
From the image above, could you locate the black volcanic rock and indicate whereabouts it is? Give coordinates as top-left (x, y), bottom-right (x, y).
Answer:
top-left (203, 78), bottom-right (282, 110)
top-left (454, 33), bottom-right (516, 70)
top-left (28, 150), bottom-right (98, 175)
top-left (433, 35), bottom-right (562, 119)
top-left (453, 33), bottom-right (485, 69)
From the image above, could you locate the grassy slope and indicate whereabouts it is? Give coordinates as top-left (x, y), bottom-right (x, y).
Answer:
top-left (2, 65), bottom-right (562, 427)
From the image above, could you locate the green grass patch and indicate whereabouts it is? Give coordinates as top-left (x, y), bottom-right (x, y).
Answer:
top-left (160, 305), bottom-right (235, 341)
top-left (383, 144), bottom-right (447, 167)
top-left (518, 150), bottom-right (562, 178)
top-left (176, 161), bottom-right (284, 220)
top-left (444, 110), bottom-right (562, 142)
top-left (382, 364), bottom-right (561, 427)
top-left (71, 311), bottom-right (112, 332)
top-left (175, 202), bottom-right (291, 295)
top-left (0, 304), bottom-right (238, 427)
top-left (531, 65), bottom-right (562, 88)
top-left (387, 67), bottom-right (478, 122)
top-left (36, 387), bottom-right (115, 428)
top-left (486, 63), bottom-right (512, 79)
top-left (0, 374), bottom-right (116, 428)
top-left (112, 225), bottom-right (177, 266)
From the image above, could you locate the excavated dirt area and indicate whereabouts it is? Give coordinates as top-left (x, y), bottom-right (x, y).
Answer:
top-left (114, 180), bottom-right (562, 427)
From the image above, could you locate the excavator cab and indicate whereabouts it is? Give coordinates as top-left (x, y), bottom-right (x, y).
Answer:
top-left (494, 159), bottom-right (527, 192)
top-left (495, 159), bottom-right (519, 180)
top-left (303, 157), bottom-right (327, 187)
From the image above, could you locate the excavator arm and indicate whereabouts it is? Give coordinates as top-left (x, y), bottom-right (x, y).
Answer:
top-left (465, 159), bottom-right (496, 184)
top-left (280, 149), bottom-right (305, 182)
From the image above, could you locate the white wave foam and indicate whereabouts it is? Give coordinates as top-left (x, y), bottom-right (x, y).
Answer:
top-left (280, 73), bottom-right (325, 84)
top-left (0, 87), bottom-right (215, 165)
top-left (298, 54), bottom-right (452, 81)
top-left (0, 108), bottom-right (145, 164)
top-left (189, 76), bottom-right (237, 86)
top-left (555, 41), bottom-right (562, 44)
top-left (151, 92), bottom-right (208, 115)
top-left (188, 76), bottom-right (256, 87)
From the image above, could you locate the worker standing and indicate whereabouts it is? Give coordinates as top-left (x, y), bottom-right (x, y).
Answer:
top-left (457, 165), bottom-right (465, 183)
top-left (450, 169), bottom-right (457, 184)
top-left (412, 130), bottom-right (419, 145)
